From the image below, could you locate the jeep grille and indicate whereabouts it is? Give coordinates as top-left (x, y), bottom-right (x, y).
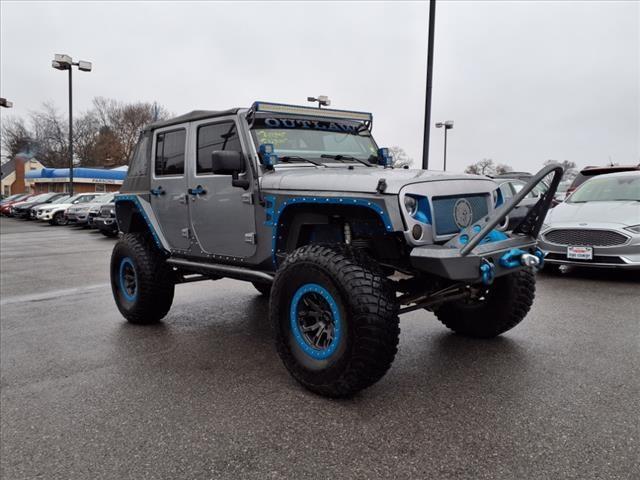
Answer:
top-left (433, 194), bottom-right (490, 236)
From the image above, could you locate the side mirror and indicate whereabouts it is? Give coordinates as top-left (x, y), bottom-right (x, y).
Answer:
top-left (211, 150), bottom-right (250, 189)
top-left (211, 150), bottom-right (244, 175)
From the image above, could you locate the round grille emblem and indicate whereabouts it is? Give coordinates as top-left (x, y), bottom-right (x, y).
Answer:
top-left (453, 199), bottom-right (473, 229)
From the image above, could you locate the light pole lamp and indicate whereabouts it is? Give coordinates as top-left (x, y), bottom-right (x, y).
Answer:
top-left (0, 98), bottom-right (13, 108)
top-left (307, 95), bottom-right (331, 108)
top-left (435, 120), bottom-right (453, 171)
top-left (52, 54), bottom-right (92, 196)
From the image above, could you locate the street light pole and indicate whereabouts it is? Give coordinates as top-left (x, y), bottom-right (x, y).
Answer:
top-left (435, 120), bottom-right (454, 171)
top-left (422, 0), bottom-right (437, 170)
top-left (52, 54), bottom-right (92, 196)
top-left (68, 66), bottom-right (74, 195)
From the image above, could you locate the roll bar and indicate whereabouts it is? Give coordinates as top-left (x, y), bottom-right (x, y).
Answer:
top-left (460, 165), bottom-right (564, 256)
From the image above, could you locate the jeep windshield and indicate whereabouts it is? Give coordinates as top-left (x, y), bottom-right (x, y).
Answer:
top-left (250, 117), bottom-right (379, 166)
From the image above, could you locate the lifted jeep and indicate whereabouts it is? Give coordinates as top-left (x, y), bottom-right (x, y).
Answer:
top-left (111, 101), bottom-right (562, 397)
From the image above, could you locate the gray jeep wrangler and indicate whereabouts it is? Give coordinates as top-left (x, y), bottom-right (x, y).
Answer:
top-left (111, 101), bottom-right (562, 397)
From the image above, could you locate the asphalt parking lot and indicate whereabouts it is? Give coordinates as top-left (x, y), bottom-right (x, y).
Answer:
top-left (1, 217), bottom-right (638, 480)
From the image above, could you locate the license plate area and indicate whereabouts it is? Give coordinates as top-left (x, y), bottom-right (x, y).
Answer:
top-left (567, 246), bottom-right (593, 260)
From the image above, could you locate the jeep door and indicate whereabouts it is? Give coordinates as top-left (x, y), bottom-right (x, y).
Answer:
top-left (187, 117), bottom-right (257, 258)
top-left (150, 125), bottom-right (191, 250)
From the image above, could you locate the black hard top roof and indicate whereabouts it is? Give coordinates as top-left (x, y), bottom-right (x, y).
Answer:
top-left (145, 108), bottom-right (241, 131)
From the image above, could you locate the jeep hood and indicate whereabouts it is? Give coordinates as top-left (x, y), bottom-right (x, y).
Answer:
top-left (260, 167), bottom-right (493, 194)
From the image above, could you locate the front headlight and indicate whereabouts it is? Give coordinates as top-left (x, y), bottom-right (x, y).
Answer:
top-left (624, 224), bottom-right (640, 234)
top-left (404, 196), bottom-right (418, 216)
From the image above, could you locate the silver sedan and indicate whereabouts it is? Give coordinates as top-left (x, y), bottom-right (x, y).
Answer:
top-left (539, 171), bottom-right (640, 269)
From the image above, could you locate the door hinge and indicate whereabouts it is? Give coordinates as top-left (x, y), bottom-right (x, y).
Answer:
top-left (244, 232), bottom-right (257, 244)
top-left (181, 228), bottom-right (190, 238)
top-left (242, 192), bottom-right (254, 204)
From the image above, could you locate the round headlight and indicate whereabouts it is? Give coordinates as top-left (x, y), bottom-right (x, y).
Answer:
top-left (404, 196), bottom-right (418, 216)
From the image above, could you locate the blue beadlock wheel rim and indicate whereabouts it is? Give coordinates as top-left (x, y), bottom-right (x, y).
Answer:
top-left (289, 283), bottom-right (342, 360)
top-left (119, 257), bottom-right (138, 302)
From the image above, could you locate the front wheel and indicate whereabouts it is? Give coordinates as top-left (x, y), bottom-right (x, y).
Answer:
top-left (110, 233), bottom-right (175, 324)
top-left (49, 212), bottom-right (68, 226)
top-left (434, 267), bottom-right (536, 338)
top-left (270, 244), bottom-right (400, 398)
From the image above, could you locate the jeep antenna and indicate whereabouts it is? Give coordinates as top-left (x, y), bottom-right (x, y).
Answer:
top-left (307, 95), bottom-right (331, 109)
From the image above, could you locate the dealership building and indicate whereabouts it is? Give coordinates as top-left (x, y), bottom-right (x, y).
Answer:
top-left (24, 166), bottom-right (127, 193)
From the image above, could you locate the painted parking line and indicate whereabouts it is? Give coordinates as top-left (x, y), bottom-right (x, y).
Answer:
top-left (0, 283), bottom-right (110, 306)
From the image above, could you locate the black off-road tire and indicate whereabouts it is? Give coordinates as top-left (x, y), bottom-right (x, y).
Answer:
top-left (110, 232), bottom-right (175, 324)
top-left (252, 281), bottom-right (272, 296)
top-left (434, 267), bottom-right (536, 338)
top-left (270, 244), bottom-right (400, 398)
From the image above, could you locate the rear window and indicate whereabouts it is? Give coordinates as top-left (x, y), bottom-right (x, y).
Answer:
top-left (128, 134), bottom-right (150, 177)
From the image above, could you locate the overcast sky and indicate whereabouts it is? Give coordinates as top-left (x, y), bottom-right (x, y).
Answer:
top-left (1, 1), bottom-right (638, 172)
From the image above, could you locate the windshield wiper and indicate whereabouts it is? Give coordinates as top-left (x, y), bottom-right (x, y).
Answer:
top-left (320, 154), bottom-right (374, 167)
top-left (279, 156), bottom-right (324, 167)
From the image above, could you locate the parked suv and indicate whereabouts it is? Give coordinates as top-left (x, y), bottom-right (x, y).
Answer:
top-left (566, 164), bottom-right (640, 197)
top-left (87, 193), bottom-right (117, 227)
top-left (66, 193), bottom-right (109, 225)
top-left (94, 202), bottom-right (118, 237)
top-left (110, 102), bottom-right (561, 397)
top-left (38, 193), bottom-right (100, 225)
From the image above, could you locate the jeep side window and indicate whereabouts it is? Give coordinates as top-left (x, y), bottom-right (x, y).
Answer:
top-left (155, 129), bottom-right (186, 176)
top-left (197, 122), bottom-right (242, 174)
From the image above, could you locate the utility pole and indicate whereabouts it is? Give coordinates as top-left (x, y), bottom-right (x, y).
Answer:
top-left (422, 0), bottom-right (437, 170)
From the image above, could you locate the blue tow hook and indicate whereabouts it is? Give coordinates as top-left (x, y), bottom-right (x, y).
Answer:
top-left (500, 248), bottom-right (543, 270)
top-left (499, 249), bottom-right (527, 269)
top-left (480, 260), bottom-right (495, 285)
top-left (534, 248), bottom-right (545, 268)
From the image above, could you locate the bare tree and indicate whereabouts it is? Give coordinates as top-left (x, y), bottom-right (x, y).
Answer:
top-left (389, 146), bottom-right (412, 168)
top-left (495, 163), bottom-right (513, 175)
top-left (465, 158), bottom-right (496, 176)
top-left (544, 159), bottom-right (577, 181)
top-left (0, 117), bottom-right (32, 158)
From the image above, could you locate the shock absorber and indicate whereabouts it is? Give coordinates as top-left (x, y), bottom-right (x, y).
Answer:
top-left (343, 222), bottom-right (352, 245)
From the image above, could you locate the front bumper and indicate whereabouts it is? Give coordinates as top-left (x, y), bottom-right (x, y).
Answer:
top-left (67, 212), bottom-right (89, 223)
top-left (94, 217), bottom-right (118, 232)
top-left (411, 236), bottom-right (540, 282)
top-left (409, 164), bottom-right (563, 283)
top-left (539, 227), bottom-right (640, 269)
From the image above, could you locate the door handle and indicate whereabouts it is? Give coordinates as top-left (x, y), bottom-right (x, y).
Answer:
top-left (150, 186), bottom-right (165, 196)
top-left (188, 185), bottom-right (207, 196)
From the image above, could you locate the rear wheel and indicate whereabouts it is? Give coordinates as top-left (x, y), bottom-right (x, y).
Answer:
top-left (270, 244), bottom-right (399, 398)
top-left (434, 268), bottom-right (536, 338)
top-left (110, 233), bottom-right (175, 324)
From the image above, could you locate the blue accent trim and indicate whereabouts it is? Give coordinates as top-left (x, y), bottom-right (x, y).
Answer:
top-left (114, 195), bottom-right (164, 250)
top-left (264, 195), bottom-right (394, 265)
top-left (499, 248), bottom-right (527, 269)
top-left (534, 248), bottom-right (545, 268)
top-left (289, 283), bottom-right (342, 360)
top-left (119, 257), bottom-right (138, 302)
top-left (480, 260), bottom-right (495, 285)
top-left (407, 194), bottom-right (432, 224)
top-left (494, 187), bottom-right (504, 208)
top-left (480, 229), bottom-right (509, 244)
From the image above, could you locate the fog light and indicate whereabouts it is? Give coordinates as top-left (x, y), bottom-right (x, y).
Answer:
top-left (412, 224), bottom-right (423, 240)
